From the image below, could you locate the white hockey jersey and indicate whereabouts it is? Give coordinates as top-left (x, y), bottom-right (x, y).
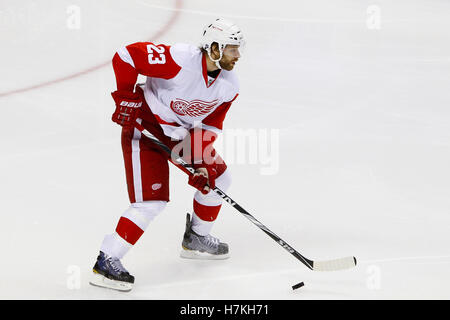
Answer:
top-left (113, 42), bottom-right (240, 140)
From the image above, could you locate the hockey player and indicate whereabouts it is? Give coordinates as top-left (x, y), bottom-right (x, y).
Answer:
top-left (89, 18), bottom-right (245, 291)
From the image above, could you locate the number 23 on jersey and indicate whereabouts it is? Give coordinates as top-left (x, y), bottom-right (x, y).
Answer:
top-left (147, 44), bottom-right (166, 65)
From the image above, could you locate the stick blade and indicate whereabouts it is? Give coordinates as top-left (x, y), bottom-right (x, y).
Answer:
top-left (312, 256), bottom-right (357, 271)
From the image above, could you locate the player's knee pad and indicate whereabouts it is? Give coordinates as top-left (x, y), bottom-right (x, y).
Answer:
top-left (122, 200), bottom-right (167, 231)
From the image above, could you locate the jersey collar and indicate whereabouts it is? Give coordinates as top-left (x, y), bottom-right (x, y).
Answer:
top-left (202, 53), bottom-right (222, 88)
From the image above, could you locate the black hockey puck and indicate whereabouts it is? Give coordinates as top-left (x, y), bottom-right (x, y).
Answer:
top-left (292, 282), bottom-right (304, 290)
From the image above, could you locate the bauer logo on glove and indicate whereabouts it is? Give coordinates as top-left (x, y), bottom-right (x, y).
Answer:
top-left (119, 101), bottom-right (142, 108)
top-left (111, 90), bottom-right (143, 127)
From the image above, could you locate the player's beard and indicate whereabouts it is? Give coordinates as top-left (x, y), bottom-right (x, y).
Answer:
top-left (219, 57), bottom-right (238, 71)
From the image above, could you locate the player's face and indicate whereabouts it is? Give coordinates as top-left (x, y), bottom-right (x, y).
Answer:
top-left (219, 45), bottom-right (241, 71)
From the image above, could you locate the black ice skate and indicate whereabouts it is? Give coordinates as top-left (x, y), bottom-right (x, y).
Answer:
top-left (89, 251), bottom-right (134, 292)
top-left (180, 213), bottom-right (230, 260)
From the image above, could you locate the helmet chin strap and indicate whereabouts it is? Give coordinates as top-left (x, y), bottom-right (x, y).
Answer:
top-left (214, 59), bottom-right (222, 70)
top-left (207, 48), bottom-right (224, 70)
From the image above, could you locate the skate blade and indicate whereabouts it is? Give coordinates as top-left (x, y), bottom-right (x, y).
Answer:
top-left (89, 271), bottom-right (133, 292)
top-left (180, 247), bottom-right (230, 260)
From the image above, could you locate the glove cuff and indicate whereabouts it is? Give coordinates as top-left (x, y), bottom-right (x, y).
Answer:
top-left (111, 90), bottom-right (141, 101)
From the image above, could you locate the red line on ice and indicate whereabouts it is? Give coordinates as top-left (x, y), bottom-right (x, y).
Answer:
top-left (0, 0), bottom-right (183, 98)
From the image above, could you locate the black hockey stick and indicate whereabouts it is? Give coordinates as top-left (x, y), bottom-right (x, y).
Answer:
top-left (134, 122), bottom-right (357, 271)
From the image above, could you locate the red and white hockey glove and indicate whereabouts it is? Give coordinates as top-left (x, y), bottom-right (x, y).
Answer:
top-left (111, 90), bottom-right (143, 127)
top-left (188, 166), bottom-right (217, 195)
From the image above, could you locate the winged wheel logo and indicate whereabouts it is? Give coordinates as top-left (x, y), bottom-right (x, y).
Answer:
top-left (170, 98), bottom-right (218, 117)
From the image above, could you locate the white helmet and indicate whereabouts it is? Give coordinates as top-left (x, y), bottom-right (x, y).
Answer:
top-left (200, 18), bottom-right (245, 69)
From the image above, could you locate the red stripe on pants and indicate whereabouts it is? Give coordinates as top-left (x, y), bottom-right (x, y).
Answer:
top-left (115, 217), bottom-right (144, 245)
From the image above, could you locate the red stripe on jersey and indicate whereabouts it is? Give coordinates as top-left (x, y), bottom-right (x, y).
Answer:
top-left (229, 93), bottom-right (239, 103)
top-left (153, 114), bottom-right (181, 127)
top-left (193, 199), bottom-right (222, 222)
top-left (202, 95), bottom-right (237, 131)
top-left (115, 217), bottom-right (144, 245)
top-left (201, 53), bottom-right (222, 88)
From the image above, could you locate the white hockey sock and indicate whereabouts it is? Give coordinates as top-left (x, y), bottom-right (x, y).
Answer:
top-left (100, 232), bottom-right (132, 259)
top-left (191, 211), bottom-right (215, 236)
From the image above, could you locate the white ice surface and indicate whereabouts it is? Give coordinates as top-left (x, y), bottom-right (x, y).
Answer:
top-left (1, 0), bottom-right (450, 299)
